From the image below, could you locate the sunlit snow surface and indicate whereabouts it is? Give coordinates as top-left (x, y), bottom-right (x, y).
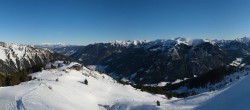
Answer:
top-left (0, 62), bottom-right (250, 110)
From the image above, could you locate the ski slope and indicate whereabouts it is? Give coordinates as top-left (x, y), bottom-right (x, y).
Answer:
top-left (1, 62), bottom-right (250, 110)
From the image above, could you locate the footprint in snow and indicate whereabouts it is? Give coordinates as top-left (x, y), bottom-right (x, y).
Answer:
top-left (5, 96), bottom-right (16, 110)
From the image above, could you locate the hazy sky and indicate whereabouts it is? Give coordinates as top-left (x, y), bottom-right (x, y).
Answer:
top-left (0, 0), bottom-right (250, 45)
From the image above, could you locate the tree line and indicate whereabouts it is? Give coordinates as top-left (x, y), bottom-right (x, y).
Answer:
top-left (0, 64), bottom-right (44, 86)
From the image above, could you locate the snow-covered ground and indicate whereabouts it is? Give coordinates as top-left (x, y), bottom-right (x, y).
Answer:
top-left (1, 62), bottom-right (250, 110)
top-left (196, 72), bottom-right (250, 110)
top-left (0, 62), bottom-right (165, 110)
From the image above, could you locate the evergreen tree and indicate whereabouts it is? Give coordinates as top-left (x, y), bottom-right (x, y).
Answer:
top-left (6, 74), bottom-right (20, 86)
top-left (84, 79), bottom-right (88, 85)
top-left (236, 76), bottom-right (240, 79)
top-left (166, 91), bottom-right (174, 100)
top-left (156, 100), bottom-right (160, 106)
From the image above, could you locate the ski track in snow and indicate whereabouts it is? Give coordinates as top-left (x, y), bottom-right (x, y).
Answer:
top-left (8, 82), bottom-right (52, 110)
top-left (15, 87), bottom-right (38, 110)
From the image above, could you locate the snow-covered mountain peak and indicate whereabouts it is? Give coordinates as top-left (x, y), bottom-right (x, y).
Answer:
top-left (0, 42), bottom-right (50, 61)
top-left (174, 37), bottom-right (215, 46)
top-left (235, 36), bottom-right (250, 43)
top-left (0, 42), bottom-right (59, 73)
top-left (213, 36), bottom-right (250, 46)
top-left (0, 42), bottom-right (27, 61)
top-left (41, 42), bottom-right (67, 46)
top-left (35, 42), bottom-right (70, 50)
top-left (112, 40), bottom-right (148, 46)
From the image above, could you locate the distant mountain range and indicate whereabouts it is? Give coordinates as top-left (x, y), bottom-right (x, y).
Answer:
top-left (35, 43), bottom-right (69, 49)
top-left (47, 37), bottom-right (250, 84)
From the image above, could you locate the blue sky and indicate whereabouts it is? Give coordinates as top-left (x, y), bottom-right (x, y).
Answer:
top-left (0, 0), bottom-right (250, 45)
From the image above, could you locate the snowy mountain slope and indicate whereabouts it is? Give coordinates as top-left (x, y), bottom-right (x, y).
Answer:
top-left (161, 65), bottom-right (250, 110)
top-left (0, 42), bottom-right (75, 87)
top-left (0, 62), bottom-right (166, 110)
top-left (0, 42), bottom-right (70, 75)
top-left (196, 72), bottom-right (250, 110)
top-left (1, 62), bottom-right (250, 110)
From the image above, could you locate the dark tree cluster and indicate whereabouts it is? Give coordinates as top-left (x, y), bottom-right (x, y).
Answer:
top-left (117, 79), bottom-right (131, 85)
top-left (0, 64), bottom-right (45, 87)
top-left (4, 70), bottom-right (32, 86)
top-left (132, 83), bottom-right (164, 94)
top-left (164, 66), bottom-right (236, 91)
top-left (131, 66), bottom-right (236, 99)
top-left (165, 91), bottom-right (189, 99)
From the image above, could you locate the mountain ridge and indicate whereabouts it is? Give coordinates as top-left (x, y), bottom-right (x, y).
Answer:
top-left (0, 41), bottom-right (73, 86)
top-left (50, 37), bottom-right (250, 84)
